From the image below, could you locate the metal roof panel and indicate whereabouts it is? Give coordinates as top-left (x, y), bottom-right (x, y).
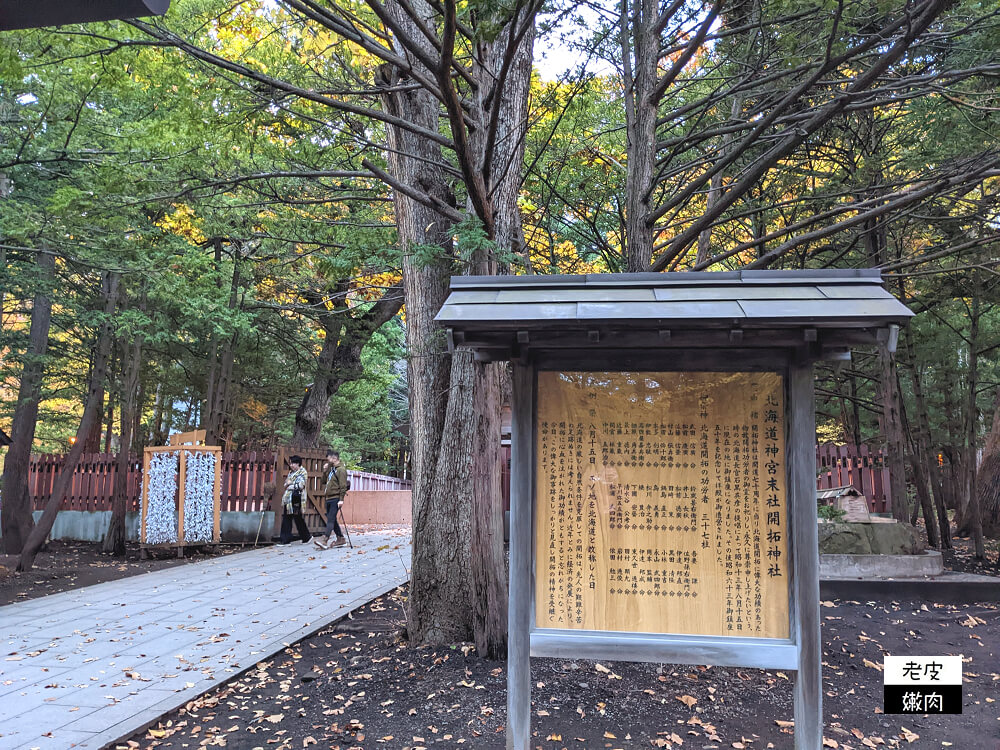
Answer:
top-left (818, 286), bottom-right (896, 299)
top-left (445, 290), bottom-right (500, 303)
top-left (737, 298), bottom-right (911, 320)
top-left (436, 302), bottom-right (579, 322)
top-left (741, 268), bottom-right (880, 280)
top-left (577, 300), bottom-right (746, 320)
top-left (653, 286), bottom-right (827, 301)
top-left (498, 288), bottom-right (657, 303)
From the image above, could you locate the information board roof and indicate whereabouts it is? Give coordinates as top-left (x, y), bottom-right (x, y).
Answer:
top-left (0, 0), bottom-right (169, 30)
top-left (435, 269), bottom-right (913, 360)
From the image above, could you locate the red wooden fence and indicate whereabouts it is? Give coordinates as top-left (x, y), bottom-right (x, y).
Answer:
top-left (26, 447), bottom-right (886, 513)
top-left (815, 444), bottom-right (892, 513)
top-left (27, 451), bottom-right (410, 512)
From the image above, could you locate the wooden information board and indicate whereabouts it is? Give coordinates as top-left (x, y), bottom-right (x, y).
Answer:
top-left (535, 371), bottom-right (789, 638)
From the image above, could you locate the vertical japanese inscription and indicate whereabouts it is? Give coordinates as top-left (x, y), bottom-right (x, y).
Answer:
top-left (535, 371), bottom-right (789, 638)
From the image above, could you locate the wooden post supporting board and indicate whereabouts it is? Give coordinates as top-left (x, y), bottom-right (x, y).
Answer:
top-left (790, 362), bottom-right (822, 748)
top-left (507, 362), bottom-right (533, 750)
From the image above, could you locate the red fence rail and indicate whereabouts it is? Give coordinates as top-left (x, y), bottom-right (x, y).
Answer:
top-left (25, 447), bottom-right (885, 513)
top-left (815, 444), bottom-right (892, 513)
top-left (27, 452), bottom-right (410, 512)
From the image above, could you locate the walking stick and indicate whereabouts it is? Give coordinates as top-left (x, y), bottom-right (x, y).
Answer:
top-left (254, 506), bottom-right (266, 546)
top-left (338, 505), bottom-right (353, 549)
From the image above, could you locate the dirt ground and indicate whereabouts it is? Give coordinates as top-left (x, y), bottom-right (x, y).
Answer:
top-left (3, 530), bottom-right (997, 749)
top-left (907, 516), bottom-right (999, 577)
top-left (0, 540), bottom-right (239, 606)
top-left (940, 535), bottom-right (1000, 577)
top-left (116, 585), bottom-right (998, 750)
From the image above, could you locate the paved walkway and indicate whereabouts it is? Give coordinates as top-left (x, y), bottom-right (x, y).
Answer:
top-left (0, 529), bottom-right (411, 750)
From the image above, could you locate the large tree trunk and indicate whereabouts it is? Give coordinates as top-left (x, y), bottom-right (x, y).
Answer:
top-left (975, 388), bottom-right (1000, 539)
top-left (1, 251), bottom-right (53, 554)
top-left (378, 16), bottom-right (461, 642)
top-left (382, 0), bottom-right (532, 656)
top-left (621, 0), bottom-right (657, 272)
top-left (18, 272), bottom-right (119, 571)
top-left (204, 248), bottom-right (240, 447)
top-left (834, 370), bottom-right (858, 445)
top-left (103, 389), bottom-right (116, 453)
top-left (466, 10), bottom-right (535, 657)
top-left (849, 373), bottom-right (863, 447)
top-left (898, 358), bottom-right (938, 546)
top-left (902, 332), bottom-right (943, 546)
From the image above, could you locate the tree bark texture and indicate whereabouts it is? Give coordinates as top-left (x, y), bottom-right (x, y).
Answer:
top-left (18, 272), bottom-right (119, 571)
top-left (465, 4), bottom-right (535, 656)
top-left (902, 358), bottom-right (941, 546)
top-left (0, 251), bottom-right (54, 554)
top-left (204, 250), bottom-right (240, 447)
top-left (879, 346), bottom-right (910, 524)
top-left (478, 13), bottom-right (535, 269)
top-left (103, 389), bottom-right (116, 453)
top-left (103, 327), bottom-right (142, 556)
top-left (379, 2), bottom-right (462, 646)
top-left (382, 0), bottom-right (533, 656)
top-left (975, 388), bottom-right (1000, 540)
top-left (897, 341), bottom-right (939, 548)
top-left (961, 293), bottom-right (986, 558)
top-left (620, 0), bottom-right (657, 272)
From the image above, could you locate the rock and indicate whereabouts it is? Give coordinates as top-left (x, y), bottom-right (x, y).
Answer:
top-left (865, 522), bottom-right (924, 555)
top-left (817, 521), bottom-right (924, 555)
top-left (818, 522), bottom-right (872, 554)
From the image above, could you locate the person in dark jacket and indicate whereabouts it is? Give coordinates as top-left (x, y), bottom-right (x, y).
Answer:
top-left (278, 455), bottom-right (311, 544)
top-left (315, 449), bottom-right (348, 549)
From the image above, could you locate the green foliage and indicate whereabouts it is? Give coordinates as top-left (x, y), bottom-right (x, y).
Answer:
top-left (324, 319), bottom-right (405, 473)
top-left (818, 503), bottom-right (847, 523)
top-left (0, 15), bottom-right (403, 460)
top-left (4, 0), bottom-right (1000, 489)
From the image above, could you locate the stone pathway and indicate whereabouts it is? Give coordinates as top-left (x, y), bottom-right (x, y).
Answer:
top-left (0, 529), bottom-right (411, 750)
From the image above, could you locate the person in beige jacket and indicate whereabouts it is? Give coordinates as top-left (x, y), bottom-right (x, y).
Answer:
top-left (315, 449), bottom-right (348, 549)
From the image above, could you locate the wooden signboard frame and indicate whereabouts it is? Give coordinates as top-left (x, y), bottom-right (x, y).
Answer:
top-left (433, 270), bottom-right (913, 750)
top-left (168, 429), bottom-right (207, 446)
top-left (140, 445), bottom-right (222, 556)
top-left (507, 351), bottom-right (820, 750)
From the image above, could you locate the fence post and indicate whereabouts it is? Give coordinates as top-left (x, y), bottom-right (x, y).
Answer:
top-left (177, 451), bottom-right (187, 544)
top-left (213, 448), bottom-right (222, 542)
